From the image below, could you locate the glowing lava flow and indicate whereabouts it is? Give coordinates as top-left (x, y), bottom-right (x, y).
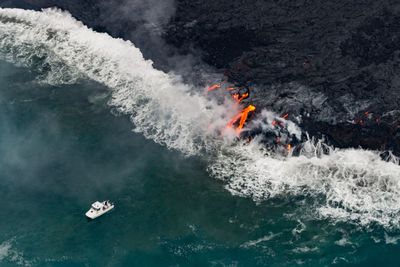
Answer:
top-left (207, 83), bottom-right (221, 92)
top-left (232, 92), bottom-right (249, 103)
top-left (226, 105), bottom-right (256, 134)
top-left (281, 113), bottom-right (289, 120)
top-left (206, 83), bottom-right (249, 103)
top-left (206, 82), bottom-right (255, 135)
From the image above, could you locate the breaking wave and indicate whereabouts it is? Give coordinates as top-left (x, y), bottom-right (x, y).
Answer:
top-left (1, 8), bottom-right (400, 229)
top-left (210, 138), bottom-right (400, 228)
top-left (0, 7), bottom-right (237, 155)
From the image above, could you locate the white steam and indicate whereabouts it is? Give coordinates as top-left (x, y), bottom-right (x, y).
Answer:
top-left (0, 7), bottom-right (237, 155)
top-left (1, 8), bottom-right (400, 229)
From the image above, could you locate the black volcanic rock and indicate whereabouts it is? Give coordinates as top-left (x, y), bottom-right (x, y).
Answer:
top-left (2, 0), bottom-right (400, 153)
top-left (166, 0), bottom-right (400, 153)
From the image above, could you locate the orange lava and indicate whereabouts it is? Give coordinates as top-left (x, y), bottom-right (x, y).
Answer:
top-left (226, 105), bottom-right (256, 134)
top-left (207, 84), bottom-right (221, 92)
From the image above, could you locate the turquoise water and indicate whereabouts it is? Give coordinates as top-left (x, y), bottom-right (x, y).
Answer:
top-left (0, 52), bottom-right (400, 266)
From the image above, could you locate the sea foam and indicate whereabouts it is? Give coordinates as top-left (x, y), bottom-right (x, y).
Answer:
top-left (0, 7), bottom-right (237, 155)
top-left (1, 8), bottom-right (400, 229)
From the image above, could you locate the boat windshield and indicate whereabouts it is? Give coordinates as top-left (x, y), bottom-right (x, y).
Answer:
top-left (91, 203), bottom-right (102, 211)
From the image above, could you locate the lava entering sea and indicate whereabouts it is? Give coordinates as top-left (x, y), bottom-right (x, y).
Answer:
top-left (206, 82), bottom-right (255, 133)
top-left (206, 82), bottom-right (301, 153)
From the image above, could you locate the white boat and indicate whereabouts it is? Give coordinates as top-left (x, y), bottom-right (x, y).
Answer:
top-left (85, 200), bottom-right (114, 219)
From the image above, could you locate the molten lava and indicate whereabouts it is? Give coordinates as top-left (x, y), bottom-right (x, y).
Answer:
top-left (206, 83), bottom-right (249, 103)
top-left (226, 105), bottom-right (256, 134)
top-left (231, 91), bottom-right (249, 103)
top-left (232, 92), bottom-right (240, 102)
top-left (207, 83), bottom-right (221, 92)
top-left (287, 144), bottom-right (292, 151)
top-left (236, 92), bottom-right (249, 103)
top-left (206, 82), bottom-right (256, 135)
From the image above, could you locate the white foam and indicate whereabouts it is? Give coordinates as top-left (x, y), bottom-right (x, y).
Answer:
top-left (384, 232), bottom-right (400, 244)
top-left (0, 7), bottom-right (237, 155)
top-left (0, 241), bottom-right (11, 261)
top-left (334, 237), bottom-right (352, 247)
top-left (210, 139), bottom-right (400, 228)
top-left (292, 220), bottom-right (306, 237)
top-left (2, 8), bottom-right (400, 229)
top-left (292, 246), bottom-right (318, 253)
top-left (0, 240), bottom-right (31, 266)
top-left (240, 232), bottom-right (280, 248)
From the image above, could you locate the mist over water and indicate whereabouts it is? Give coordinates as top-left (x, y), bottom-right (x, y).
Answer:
top-left (1, 7), bottom-right (400, 230)
top-left (2, 57), bottom-right (376, 267)
top-left (0, 7), bottom-right (238, 155)
top-left (1, 8), bottom-right (400, 265)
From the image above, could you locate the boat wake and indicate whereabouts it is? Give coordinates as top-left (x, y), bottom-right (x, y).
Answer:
top-left (1, 8), bottom-right (400, 229)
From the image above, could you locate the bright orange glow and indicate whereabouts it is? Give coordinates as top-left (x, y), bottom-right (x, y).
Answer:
top-left (207, 84), bottom-right (221, 92)
top-left (207, 82), bottom-right (256, 135)
top-left (287, 144), bottom-right (292, 150)
top-left (226, 113), bottom-right (243, 128)
top-left (226, 105), bottom-right (256, 134)
top-left (232, 93), bottom-right (240, 102)
top-left (237, 92), bottom-right (249, 102)
top-left (231, 92), bottom-right (249, 103)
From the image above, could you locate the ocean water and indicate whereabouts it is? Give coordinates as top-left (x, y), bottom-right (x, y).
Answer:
top-left (1, 7), bottom-right (400, 267)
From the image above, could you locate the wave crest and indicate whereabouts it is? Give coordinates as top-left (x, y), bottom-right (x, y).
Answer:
top-left (2, 8), bottom-right (400, 229)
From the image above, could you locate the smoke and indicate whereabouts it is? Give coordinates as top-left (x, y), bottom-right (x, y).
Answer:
top-left (2, 8), bottom-right (400, 230)
top-left (0, 60), bottom-right (160, 204)
top-left (0, 0), bottom-right (219, 86)
top-left (98, 0), bottom-right (176, 59)
top-left (97, 0), bottom-right (175, 35)
top-left (97, 0), bottom-right (215, 86)
top-left (0, 7), bottom-right (237, 155)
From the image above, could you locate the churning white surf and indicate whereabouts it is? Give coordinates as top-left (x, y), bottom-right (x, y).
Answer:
top-left (1, 8), bottom-right (400, 229)
top-left (0, 7), bottom-right (237, 155)
top-left (210, 139), bottom-right (400, 228)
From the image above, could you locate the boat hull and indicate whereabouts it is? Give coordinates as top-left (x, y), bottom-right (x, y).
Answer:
top-left (85, 205), bottom-right (114, 219)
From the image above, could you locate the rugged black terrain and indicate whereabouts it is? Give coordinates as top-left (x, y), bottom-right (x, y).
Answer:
top-left (2, 0), bottom-right (400, 153)
top-left (166, 0), bottom-right (400, 153)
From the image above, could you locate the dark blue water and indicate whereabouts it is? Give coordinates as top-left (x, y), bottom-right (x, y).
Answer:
top-left (1, 61), bottom-right (400, 266)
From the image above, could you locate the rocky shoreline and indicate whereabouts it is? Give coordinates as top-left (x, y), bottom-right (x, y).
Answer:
top-left (166, 0), bottom-right (400, 154)
top-left (4, 0), bottom-right (400, 154)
